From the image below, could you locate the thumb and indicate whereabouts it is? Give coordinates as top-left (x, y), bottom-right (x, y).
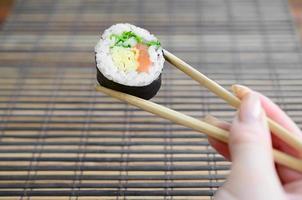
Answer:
top-left (215, 93), bottom-right (285, 199)
top-left (229, 92), bottom-right (272, 169)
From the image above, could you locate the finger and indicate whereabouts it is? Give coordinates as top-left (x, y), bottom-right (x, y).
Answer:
top-left (204, 115), bottom-right (231, 130)
top-left (229, 93), bottom-right (273, 168)
top-left (204, 115), bottom-right (231, 160)
top-left (232, 84), bottom-right (302, 183)
top-left (232, 84), bottom-right (301, 138)
top-left (216, 92), bottom-right (285, 199)
top-left (258, 94), bottom-right (301, 137)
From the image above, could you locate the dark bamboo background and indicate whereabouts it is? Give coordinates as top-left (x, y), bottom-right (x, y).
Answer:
top-left (0, 0), bottom-right (302, 199)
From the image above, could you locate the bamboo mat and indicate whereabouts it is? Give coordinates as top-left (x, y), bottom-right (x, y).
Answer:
top-left (0, 0), bottom-right (302, 199)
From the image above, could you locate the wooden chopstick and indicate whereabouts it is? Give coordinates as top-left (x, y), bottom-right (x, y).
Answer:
top-left (96, 85), bottom-right (229, 143)
top-left (163, 49), bottom-right (302, 152)
top-left (95, 85), bottom-right (302, 173)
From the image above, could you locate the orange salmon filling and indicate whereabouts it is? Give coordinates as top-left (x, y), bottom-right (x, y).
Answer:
top-left (135, 44), bottom-right (151, 73)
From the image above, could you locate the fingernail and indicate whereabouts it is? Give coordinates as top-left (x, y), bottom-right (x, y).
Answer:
top-left (231, 84), bottom-right (250, 99)
top-left (204, 114), bottom-right (231, 130)
top-left (239, 93), bottom-right (262, 122)
top-left (204, 114), bottom-right (220, 123)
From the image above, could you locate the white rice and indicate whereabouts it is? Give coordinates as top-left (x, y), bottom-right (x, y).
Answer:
top-left (95, 23), bottom-right (165, 87)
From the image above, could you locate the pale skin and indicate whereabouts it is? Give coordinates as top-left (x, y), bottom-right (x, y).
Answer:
top-left (205, 85), bottom-right (302, 200)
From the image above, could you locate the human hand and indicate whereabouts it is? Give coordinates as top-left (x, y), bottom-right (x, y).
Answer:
top-left (205, 85), bottom-right (302, 200)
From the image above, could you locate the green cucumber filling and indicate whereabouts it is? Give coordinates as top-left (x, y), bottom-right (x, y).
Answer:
top-left (110, 31), bottom-right (161, 48)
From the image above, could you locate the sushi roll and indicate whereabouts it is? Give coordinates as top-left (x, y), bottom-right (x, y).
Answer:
top-left (95, 23), bottom-right (165, 99)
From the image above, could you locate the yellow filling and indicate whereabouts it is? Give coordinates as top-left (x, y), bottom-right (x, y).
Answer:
top-left (111, 46), bottom-right (139, 72)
